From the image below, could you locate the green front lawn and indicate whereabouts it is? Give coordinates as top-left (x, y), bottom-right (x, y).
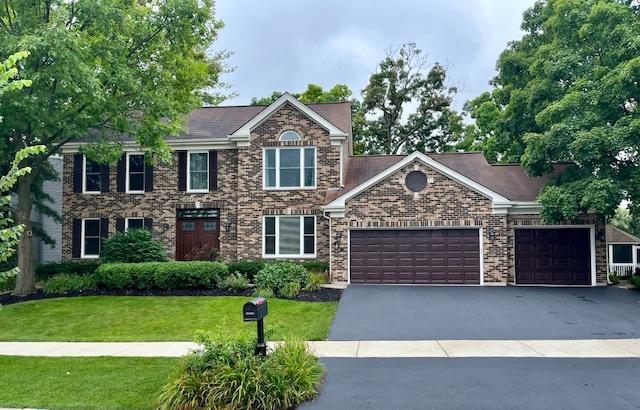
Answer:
top-left (0, 356), bottom-right (178, 410)
top-left (0, 296), bottom-right (337, 341)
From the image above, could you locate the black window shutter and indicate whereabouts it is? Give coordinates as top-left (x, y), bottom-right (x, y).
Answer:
top-left (116, 155), bottom-right (126, 192)
top-left (143, 218), bottom-right (153, 231)
top-left (72, 218), bottom-right (82, 258)
top-left (73, 154), bottom-right (83, 193)
top-left (100, 165), bottom-right (110, 193)
top-left (209, 150), bottom-right (218, 190)
top-left (99, 218), bottom-right (109, 252)
top-left (144, 157), bottom-right (154, 192)
top-left (177, 151), bottom-right (187, 191)
top-left (115, 218), bottom-right (125, 233)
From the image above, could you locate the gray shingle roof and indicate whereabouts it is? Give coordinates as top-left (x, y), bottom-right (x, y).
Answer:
top-left (607, 225), bottom-right (640, 244)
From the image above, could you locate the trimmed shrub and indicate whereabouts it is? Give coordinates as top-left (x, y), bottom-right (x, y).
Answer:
top-left (226, 260), bottom-right (265, 281)
top-left (305, 271), bottom-right (327, 292)
top-left (254, 287), bottom-right (275, 299)
top-left (43, 274), bottom-right (97, 295)
top-left (95, 261), bottom-right (226, 290)
top-left (301, 261), bottom-right (329, 274)
top-left (219, 273), bottom-right (250, 291)
top-left (101, 229), bottom-right (166, 263)
top-left (153, 261), bottom-right (225, 289)
top-left (157, 333), bottom-right (324, 410)
top-left (609, 273), bottom-right (621, 285)
top-left (255, 262), bottom-right (309, 295)
top-left (278, 281), bottom-right (301, 299)
top-left (35, 260), bottom-right (101, 279)
top-left (630, 276), bottom-right (640, 288)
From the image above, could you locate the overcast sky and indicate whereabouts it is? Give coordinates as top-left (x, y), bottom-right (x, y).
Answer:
top-left (214, 0), bottom-right (536, 109)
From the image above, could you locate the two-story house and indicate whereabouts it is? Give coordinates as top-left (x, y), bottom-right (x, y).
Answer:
top-left (61, 93), bottom-right (608, 286)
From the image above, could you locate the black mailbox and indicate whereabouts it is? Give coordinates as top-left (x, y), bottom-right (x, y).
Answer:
top-left (243, 298), bottom-right (268, 321)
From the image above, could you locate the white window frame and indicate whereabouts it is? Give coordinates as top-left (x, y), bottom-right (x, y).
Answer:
top-left (187, 150), bottom-right (209, 193)
top-left (125, 152), bottom-right (145, 194)
top-left (262, 147), bottom-right (317, 190)
top-left (611, 244), bottom-right (634, 264)
top-left (82, 155), bottom-right (101, 194)
top-left (125, 217), bottom-right (145, 231)
top-left (80, 218), bottom-right (101, 259)
top-left (279, 130), bottom-right (301, 141)
top-left (262, 215), bottom-right (317, 258)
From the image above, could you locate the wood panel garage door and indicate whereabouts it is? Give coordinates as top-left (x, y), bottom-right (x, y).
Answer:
top-left (515, 228), bottom-right (591, 285)
top-left (349, 229), bottom-right (481, 284)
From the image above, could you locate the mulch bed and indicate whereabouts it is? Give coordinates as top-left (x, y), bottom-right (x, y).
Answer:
top-left (0, 287), bottom-right (342, 306)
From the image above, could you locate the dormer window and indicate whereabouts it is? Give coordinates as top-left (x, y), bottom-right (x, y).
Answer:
top-left (279, 130), bottom-right (301, 142)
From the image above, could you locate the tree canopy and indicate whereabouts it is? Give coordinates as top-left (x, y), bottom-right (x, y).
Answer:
top-left (0, 0), bottom-right (229, 295)
top-left (464, 0), bottom-right (640, 222)
top-left (251, 83), bottom-right (353, 105)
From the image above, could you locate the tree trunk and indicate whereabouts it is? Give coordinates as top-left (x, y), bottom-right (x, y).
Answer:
top-left (12, 173), bottom-right (35, 296)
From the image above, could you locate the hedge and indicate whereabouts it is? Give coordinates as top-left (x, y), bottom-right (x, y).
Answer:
top-left (95, 261), bottom-right (228, 290)
top-left (226, 260), bottom-right (265, 281)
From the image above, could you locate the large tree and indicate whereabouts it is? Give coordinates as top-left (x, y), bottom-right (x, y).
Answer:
top-left (0, 0), bottom-right (229, 295)
top-left (251, 83), bottom-right (353, 105)
top-left (358, 43), bottom-right (462, 154)
top-left (465, 0), bottom-right (640, 223)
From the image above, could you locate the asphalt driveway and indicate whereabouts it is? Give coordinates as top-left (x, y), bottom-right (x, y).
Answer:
top-left (329, 285), bottom-right (640, 340)
top-left (302, 358), bottom-right (640, 410)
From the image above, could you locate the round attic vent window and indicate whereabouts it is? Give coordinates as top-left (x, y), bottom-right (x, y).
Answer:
top-left (405, 171), bottom-right (428, 192)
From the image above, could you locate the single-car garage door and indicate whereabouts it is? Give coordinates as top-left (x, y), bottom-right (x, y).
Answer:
top-left (349, 229), bottom-right (481, 284)
top-left (515, 228), bottom-right (591, 285)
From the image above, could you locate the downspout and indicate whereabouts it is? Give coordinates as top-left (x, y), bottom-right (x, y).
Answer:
top-left (323, 211), bottom-right (332, 283)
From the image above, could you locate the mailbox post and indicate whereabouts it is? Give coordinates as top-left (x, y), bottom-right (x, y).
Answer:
top-left (243, 297), bottom-right (268, 356)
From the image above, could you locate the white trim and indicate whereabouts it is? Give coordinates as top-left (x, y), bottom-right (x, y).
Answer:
top-left (80, 218), bottom-right (101, 259)
top-left (82, 155), bottom-right (101, 194)
top-left (346, 226), bottom-right (483, 285)
top-left (323, 151), bottom-right (511, 212)
top-left (513, 225), bottom-right (597, 287)
top-left (262, 147), bottom-right (317, 190)
top-left (186, 150), bottom-right (209, 193)
top-left (262, 215), bottom-right (317, 259)
top-left (339, 144), bottom-right (344, 187)
top-left (125, 217), bottom-right (145, 231)
top-left (125, 152), bottom-right (145, 194)
top-left (323, 212), bottom-right (333, 283)
top-left (232, 93), bottom-right (349, 140)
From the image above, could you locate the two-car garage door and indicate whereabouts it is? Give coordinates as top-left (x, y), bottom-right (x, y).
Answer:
top-left (349, 227), bottom-right (593, 286)
top-left (349, 229), bottom-right (481, 284)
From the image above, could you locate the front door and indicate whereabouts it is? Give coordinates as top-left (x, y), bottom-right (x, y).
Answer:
top-left (175, 209), bottom-right (220, 260)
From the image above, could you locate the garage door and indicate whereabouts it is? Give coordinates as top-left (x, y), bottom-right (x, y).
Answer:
top-left (515, 228), bottom-right (591, 285)
top-left (349, 229), bottom-right (481, 284)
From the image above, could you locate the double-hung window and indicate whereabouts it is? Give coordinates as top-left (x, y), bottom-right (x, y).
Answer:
top-left (263, 215), bottom-right (315, 257)
top-left (125, 217), bottom-right (144, 230)
top-left (83, 156), bottom-right (101, 193)
top-left (126, 153), bottom-right (145, 193)
top-left (188, 151), bottom-right (209, 192)
top-left (263, 147), bottom-right (316, 189)
top-left (81, 219), bottom-right (101, 258)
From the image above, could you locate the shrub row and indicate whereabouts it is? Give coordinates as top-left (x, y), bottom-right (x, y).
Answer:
top-left (94, 261), bottom-right (227, 290)
top-left (43, 274), bottom-right (97, 295)
top-left (36, 260), bottom-right (101, 279)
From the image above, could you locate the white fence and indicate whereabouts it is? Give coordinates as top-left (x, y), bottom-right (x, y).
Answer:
top-left (609, 263), bottom-right (639, 276)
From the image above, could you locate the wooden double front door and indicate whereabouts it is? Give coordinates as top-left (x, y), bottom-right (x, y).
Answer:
top-left (175, 215), bottom-right (220, 261)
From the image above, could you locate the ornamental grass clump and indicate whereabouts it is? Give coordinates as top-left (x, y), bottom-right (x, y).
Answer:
top-left (157, 332), bottom-right (324, 410)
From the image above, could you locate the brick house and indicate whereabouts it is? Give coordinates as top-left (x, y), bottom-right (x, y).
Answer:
top-left (61, 93), bottom-right (608, 286)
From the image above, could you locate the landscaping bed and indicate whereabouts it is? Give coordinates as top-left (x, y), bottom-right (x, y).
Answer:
top-left (0, 286), bottom-right (341, 306)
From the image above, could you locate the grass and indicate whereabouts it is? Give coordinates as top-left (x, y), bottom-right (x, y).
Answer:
top-left (0, 356), bottom-right (178, 410)
top-left (0, 296), bottom-right (337, 341)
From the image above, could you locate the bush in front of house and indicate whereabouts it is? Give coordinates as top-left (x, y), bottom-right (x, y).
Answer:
top-left (100, 229), bottom-right (166, 263)
top-left (0, 275), bottom-right (16, 292)
top-left (35, 260), bottom-right (101, 279)
top-left (43, 273), bottom-right (97, 295)
top-left (227, 260), bottom-right (265, 281)
top-left (304, 271), bottom-right (328, 292)
top-left (94, 261), bottom-right (227, 290)
top-left (301, 261), bottom-right (329, 274)
top-left (157, 333), bottom-right (324, 410)
top-left (219, 272), bottom-right (250, 291)
top-left (254, 262), bottom-right (309, 296)
top-left (278, 281), bottom-right (301, 299)
top-left (630, 275), bottom-right (640, 288)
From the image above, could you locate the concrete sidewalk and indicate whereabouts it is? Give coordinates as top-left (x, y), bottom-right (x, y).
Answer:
top-left (1, 339), bottom-right (640, 358)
